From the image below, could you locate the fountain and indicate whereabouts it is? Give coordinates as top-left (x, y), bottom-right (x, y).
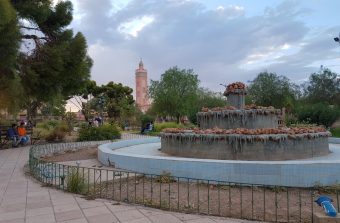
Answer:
top-left (161, 82), bottom-right (330, 161)
top-left (98, 82), bottom-right (339, 187)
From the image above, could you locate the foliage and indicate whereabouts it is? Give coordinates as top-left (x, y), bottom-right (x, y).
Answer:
top-left (247, 71), bottom-right (300, 110)
top-left (0, 0), bottom-right (21, 113)
top-left (294, 103), bottom-right (340, 127)
top-left (64, 111), bottom-right (76, 133)
top-left (36, 120), bottom-right (69, 141)
top-left (140, 114), bottom-right (155, 128)
top-left (188, 88), bottom-right (226, 124)
top-left (78, 124), bottom-right (121, 141)
top-left (6, 0), bottom-right (92, 120)
top-left (149, 66), bottom-right (199, 123)
top-left (66, 167), bottom-right (86, 194)
top-left (330, 128), bottom-right (340, 138)
top-left (45, 126), bottom-right (67, 142)
top-left (91, 82), bottom-right (134, 120)
top-left (40, 96), bottom-right (67, 117)
top-left (303, 68), bottom-right (340, 105)
top-left (153, 122), bottom-right (185, 133)
top-left (36, 120), bottom-right (60, 130)
top-left (155, 171), bottom-right (176, 183)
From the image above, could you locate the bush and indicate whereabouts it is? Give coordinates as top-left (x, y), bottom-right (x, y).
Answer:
top-left (294, 103), bottom-right (340, 127)
top-left (78, 124), bottom-right (121, 141)
top-left (38, 121), bottom-right (69, 142)
top-left (37, 120), bottom-right (59, 130)
top-left (153, 122), bottom-right (185, 133)
top-left (140, 114), bottom-right (155, 128)
top-left (66, 167), bottom-right (86, 194)
top-left (331, 128), bottom-right (340, 137)
top-left (45, 127), bottom-right (66, 142)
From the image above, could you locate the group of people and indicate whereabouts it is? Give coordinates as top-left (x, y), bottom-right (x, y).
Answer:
top-left (7, 122), bottom-right (30, 147)
top-left (88, 117), bottom-right (103, 127)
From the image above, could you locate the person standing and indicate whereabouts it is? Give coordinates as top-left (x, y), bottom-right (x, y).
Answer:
top-left (17, 122), bottom-right (30, 145)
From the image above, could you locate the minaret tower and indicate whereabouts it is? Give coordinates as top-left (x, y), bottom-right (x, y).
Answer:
top-left (135, 59), bottom-right (150, 112)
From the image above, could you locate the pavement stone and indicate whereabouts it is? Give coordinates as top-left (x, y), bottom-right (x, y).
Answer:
top-left (0, 146), bottom-right (262, 223)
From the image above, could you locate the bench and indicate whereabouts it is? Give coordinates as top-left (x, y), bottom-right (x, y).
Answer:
top-left (0, 125), bottom-right (41, 149)
top-left (0, 126), bottom-right (11, 149)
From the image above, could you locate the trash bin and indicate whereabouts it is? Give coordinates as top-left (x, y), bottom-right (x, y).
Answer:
top-left (315, 196), bottom-right (337, 217)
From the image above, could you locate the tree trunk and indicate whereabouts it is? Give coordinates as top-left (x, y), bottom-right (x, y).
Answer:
top-left (176, 114), bottom-right (180, 124)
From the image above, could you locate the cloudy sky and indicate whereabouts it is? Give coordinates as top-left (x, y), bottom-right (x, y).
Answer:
top-left (67, 0), bottom-right (340, 94)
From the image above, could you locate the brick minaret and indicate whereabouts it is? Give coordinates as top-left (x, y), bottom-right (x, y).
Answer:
top-left (135, 59), bottom-right (150, 112)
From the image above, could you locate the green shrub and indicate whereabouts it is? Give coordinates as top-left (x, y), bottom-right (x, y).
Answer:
top-left (154, 122), bottom-right (185, 133)
top-left (294, 103), bottom-right (340, 127)
top-left (331, 128), bottom-right (340, 137)
top-left (66, 168), bottom-right (86, 194)
top-left (37, 120), bottom-right (59, 130)
top-left (78, 124), bottom-right (121, 141)
top-left (140, 114), bottom-right (155, 127)
top-left (45, 126), bottom-right (67, 142)
top-left (39, 121), bottom-right (69, 142)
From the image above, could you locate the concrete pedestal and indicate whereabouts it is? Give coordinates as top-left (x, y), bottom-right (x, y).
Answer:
top-left (313, 212), bottom-right (340, 223)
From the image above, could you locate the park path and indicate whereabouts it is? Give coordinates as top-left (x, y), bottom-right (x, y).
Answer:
top-left (0, 146), bottom-right (260, 223)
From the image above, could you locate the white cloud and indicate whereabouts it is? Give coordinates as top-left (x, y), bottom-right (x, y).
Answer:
top-left (68, 0), bottom-right (340, 93)
top-left (117, 15), bottom-right (155, 38)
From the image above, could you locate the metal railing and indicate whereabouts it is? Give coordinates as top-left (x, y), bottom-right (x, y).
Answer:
top-left (28, 134), bottom-right (337, 222)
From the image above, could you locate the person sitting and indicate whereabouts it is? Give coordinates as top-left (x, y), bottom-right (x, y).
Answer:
top-left (17, 122), bottom-right (30, 145)
top-left (7, 124), bottom-right (19, 147)
top-left (141, 122), bottom-right (153, 134)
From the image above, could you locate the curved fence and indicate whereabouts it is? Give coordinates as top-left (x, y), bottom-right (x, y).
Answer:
top-left (28, 134), bottom-right (340, 223)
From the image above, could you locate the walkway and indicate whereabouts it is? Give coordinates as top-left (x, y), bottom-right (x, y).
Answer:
top-left (0, 146), bottom-right (259, 223)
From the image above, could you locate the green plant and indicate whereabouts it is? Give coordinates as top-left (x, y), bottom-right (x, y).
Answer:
top-left (155, 171), bottom-right (176, 183)
top-left (294, 103), bottom-right (340, 127)
top-left (140, 114), bottom-right (155, 128)
top-left (153, 122), bottom-right (185, 133)
top-left (78, 124), bottom-right (121, 141)
top-left (66, 167), bottom-right (86, 194)
top-left (45, 127), bottom-right (66, 142)
top-left (37, 120), bottom-right (59, 130)
top-left (331, 127), bottom-right (340, 137)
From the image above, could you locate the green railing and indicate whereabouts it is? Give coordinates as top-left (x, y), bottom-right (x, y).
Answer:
top-left (28, 135), bottom-right (338, 223)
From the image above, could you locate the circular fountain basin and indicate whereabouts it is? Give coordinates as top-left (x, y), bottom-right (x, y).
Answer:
top-left (161, 132), bottom-right (330, 161)
top-left (98, 137), bottom-right (340, 187)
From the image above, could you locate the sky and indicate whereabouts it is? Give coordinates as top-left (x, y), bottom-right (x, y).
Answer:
top-left (66, 0), bottom-right (340, 96)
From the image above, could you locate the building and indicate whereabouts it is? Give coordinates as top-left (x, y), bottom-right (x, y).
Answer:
top-left (135, 59), bottom-right (150, 112)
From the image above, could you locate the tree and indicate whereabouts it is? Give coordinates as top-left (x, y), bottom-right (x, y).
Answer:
top-left (92, 82), bottom-right (135, 122)
top-left (188, 88), bottom-right (226, 124)
top-left (149, 66), bottom-right (200, 123)
top-left (7, 0), bottom-right (92, 120)
top-left (295, 103), bottom-right (340, 127)
top-left (247, 71), bottom-right (300, 110)
top-left (0, 0), bottom-right (21, 113)
top-left (303, 68), bottom-right (340, 105)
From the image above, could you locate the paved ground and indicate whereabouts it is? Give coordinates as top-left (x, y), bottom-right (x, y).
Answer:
top-left (0, 146), bottom-right (259, 223)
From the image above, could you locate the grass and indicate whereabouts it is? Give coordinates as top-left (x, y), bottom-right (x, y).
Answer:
top-left (66, 167), bottom-right (87, 194)
top-left (330, 127), bottom-right (340, 138)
